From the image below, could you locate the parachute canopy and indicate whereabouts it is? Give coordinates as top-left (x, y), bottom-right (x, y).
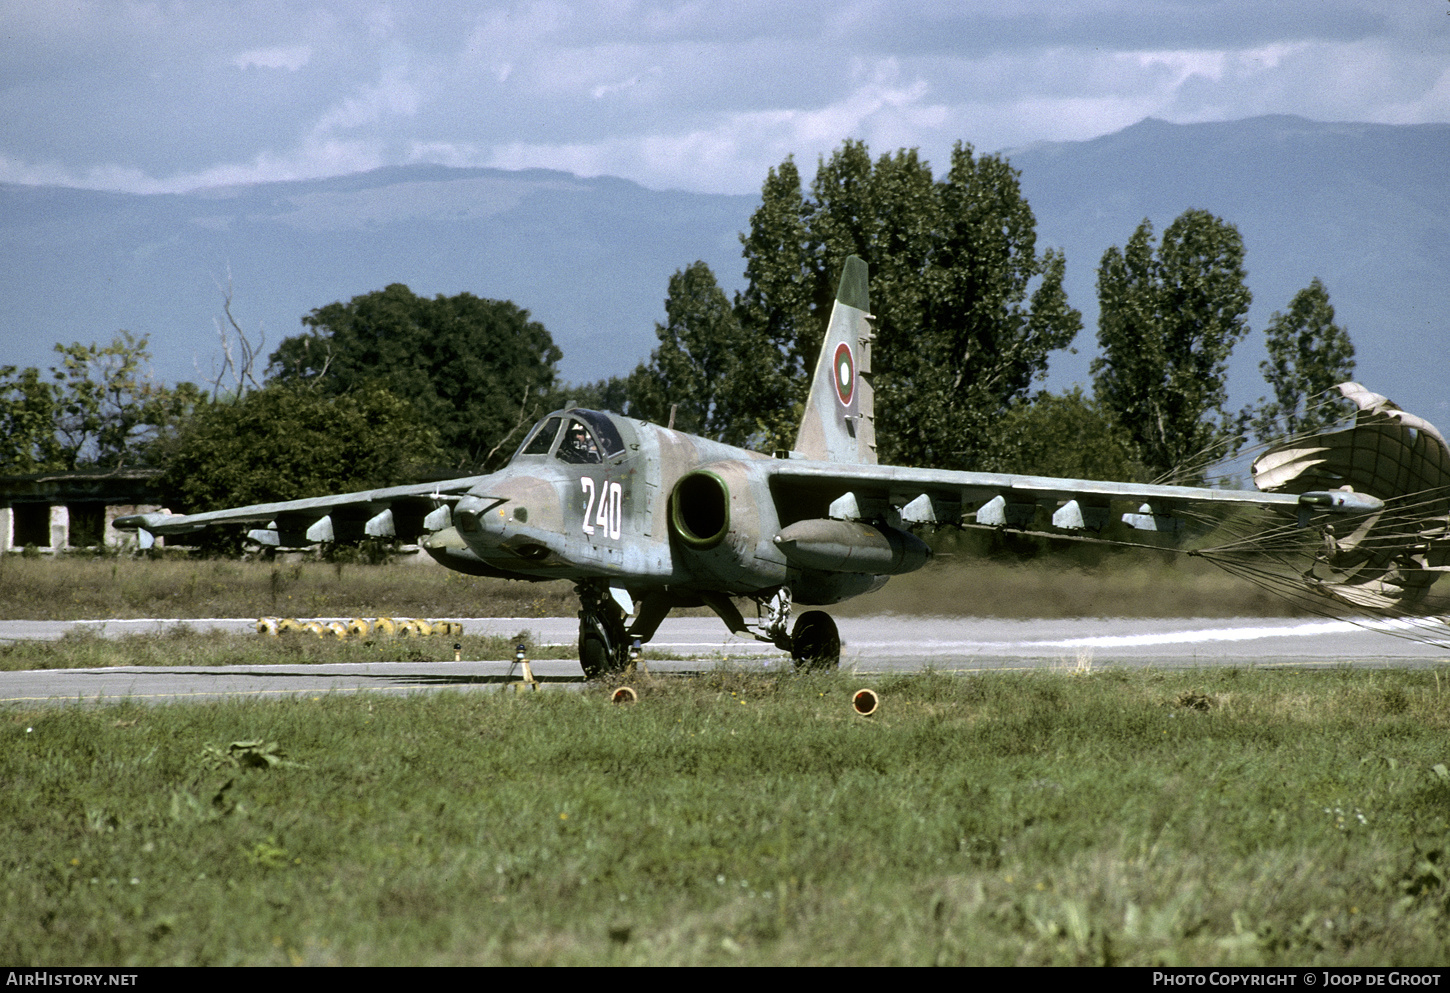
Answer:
top-left (1249, 383), bottom-right (1450, 614)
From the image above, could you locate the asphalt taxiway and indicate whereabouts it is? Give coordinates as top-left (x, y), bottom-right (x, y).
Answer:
top-left (1, 615), bottom-right (1447, 705)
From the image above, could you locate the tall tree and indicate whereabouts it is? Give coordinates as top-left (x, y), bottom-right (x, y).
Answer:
top-left (51, 332), bottom-right (203, 468)
top-left (887, 146), bottom-right (1079, 469)
top-left (0, 333), bottom-right (200, 473)
top-left (1244, 278), bottom-right (1356, 442)
top-left (982, 388), bottom-right (1146, 482)
top-left (625, 261), bottom-right (783, 448)
top-left (1093, 211), bottom-right (1252, 483)
top-left (269, 285), bottom-right (562, 470)
top-left (731, 139), bottom-right (1080, 466)
top-left (0, 365), bottom-right (64, 473)
top-left (159, 383), bottom-right (441, 553)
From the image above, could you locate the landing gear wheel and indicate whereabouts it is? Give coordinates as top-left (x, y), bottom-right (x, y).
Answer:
top-left (580, 630), bottom-right (613, 680)
top-left (790, 610), bottom-right (840, 671)
top-left (578, 617), bottom-right (632, 679)
top-left (576, 581), bottom-right (632, 680)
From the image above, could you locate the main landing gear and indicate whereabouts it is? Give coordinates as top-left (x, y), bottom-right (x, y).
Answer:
top-left (749, 589), bottom-right (840, 671)
top-left (789, 610), bottom-right (840, 671)
top-left (574, 581), bottom-right (842, 678)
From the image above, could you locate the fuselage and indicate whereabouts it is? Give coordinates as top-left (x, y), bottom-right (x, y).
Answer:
top-left (422, 408), bottom-right (792, 596)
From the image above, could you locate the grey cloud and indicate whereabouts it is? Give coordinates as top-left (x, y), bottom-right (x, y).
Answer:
top-left (846, 0), bottom-right (1388, 56)
top-left (0, 0), bottom-right (1443, 195)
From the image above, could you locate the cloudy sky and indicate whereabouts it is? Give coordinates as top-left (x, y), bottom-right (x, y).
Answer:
top-left (2, 0), bottom-right (1448, 197)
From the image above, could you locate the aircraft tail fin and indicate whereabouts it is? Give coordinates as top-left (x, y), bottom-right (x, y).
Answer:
top-left (793, 255), bottom-right (876, 464)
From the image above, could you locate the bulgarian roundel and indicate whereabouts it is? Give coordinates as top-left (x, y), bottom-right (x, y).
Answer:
top-left (833, 342), bottom-right (854, 406)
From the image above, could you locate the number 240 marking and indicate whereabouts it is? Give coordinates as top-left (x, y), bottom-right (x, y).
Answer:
top-left (581, 478), bottom-right (622, 540)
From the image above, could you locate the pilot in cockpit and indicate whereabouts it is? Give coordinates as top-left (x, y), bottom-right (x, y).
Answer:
top-left (563, 421), bottom-right (601, 464)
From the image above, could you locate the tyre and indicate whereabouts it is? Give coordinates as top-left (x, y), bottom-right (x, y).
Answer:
top-left (791, 610), bottom-right (840, 670)
top-left (579, 632), bottom-right (612, 679)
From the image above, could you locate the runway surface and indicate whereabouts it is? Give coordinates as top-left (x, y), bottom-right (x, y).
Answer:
top-left (2, 614), bottom-right (1448, 705)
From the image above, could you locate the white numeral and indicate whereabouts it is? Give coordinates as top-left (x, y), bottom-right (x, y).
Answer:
top-left (580, 477), bottom-right (596, 535)
top-left (580, 477), bottom-right (622, 540)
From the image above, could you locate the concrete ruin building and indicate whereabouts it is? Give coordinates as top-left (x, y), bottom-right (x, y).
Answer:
top-left (0, 469), bottom-right (165, 552)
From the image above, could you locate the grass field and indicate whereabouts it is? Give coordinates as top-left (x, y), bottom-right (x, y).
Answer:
top-left (0, 543), bottom-right (1304, 623)
top-left (0, 627), bottom-right (590, 673)
top-left (0, 553), bottom-right (579, 622)
top-left (6, 549), bottom-right (1445, 966)
top-left (4, 667), bottom-right (1450, 966)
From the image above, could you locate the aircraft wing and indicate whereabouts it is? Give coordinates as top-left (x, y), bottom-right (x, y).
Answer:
top-left (113, 475), bottom-right (492, 548)
top-left (766, 461), bottom-right (1382, 533)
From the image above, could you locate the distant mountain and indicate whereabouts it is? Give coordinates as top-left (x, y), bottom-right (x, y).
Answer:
top-left (1, 116), bottom-right (1445, 424)
top-left (1007, 115), bottom-right (1449, 420)
top-left (0, 165), bottom-right (756, 388)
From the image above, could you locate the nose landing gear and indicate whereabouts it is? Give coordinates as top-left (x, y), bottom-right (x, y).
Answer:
top-left (576, 581), bottom-right (635, 679)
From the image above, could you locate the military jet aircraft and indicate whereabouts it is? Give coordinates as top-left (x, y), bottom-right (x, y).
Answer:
top-left (116, 256), bottom-right (1389, 676)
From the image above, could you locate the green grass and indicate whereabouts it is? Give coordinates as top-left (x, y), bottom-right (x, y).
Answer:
top-left (0, 554), bottom-right (580, 622)
top-left (0, 628), bottom-right (589, 672)
top-left (837, 550), bottom-right (1303, 619)
top-left (4, 667), bottom-right (1450, 965)
top-left (2, 547), bottom-right (1307, 623)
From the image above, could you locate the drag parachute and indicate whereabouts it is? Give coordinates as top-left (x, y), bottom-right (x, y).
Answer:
top-left (1204, 383), bottom-right (1450, 622)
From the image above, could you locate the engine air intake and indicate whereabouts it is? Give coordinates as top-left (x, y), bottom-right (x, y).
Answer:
top-left (670, 470), bottom-right (730, 549)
